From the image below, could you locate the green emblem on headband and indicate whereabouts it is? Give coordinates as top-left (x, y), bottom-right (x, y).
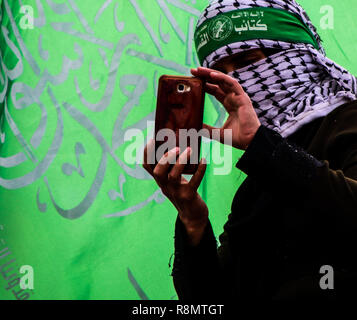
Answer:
top-left (194, 7), bottom-right (320, 65)
top-left (209, 15), bottom-right (233, 41)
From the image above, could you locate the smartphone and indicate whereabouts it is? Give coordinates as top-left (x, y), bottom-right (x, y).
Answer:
top-left (153, 75), bottom-right (205, 175)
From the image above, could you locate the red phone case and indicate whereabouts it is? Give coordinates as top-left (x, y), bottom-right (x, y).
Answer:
top-left (153, 75), bottom-right (205, 174)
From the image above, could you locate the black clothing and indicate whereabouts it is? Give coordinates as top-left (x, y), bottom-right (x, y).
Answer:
top-left (172, 100), bottom-right (357, 301)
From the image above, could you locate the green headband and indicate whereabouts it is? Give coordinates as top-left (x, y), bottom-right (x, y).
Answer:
top-left (194, 7), bottom-right (320, 65)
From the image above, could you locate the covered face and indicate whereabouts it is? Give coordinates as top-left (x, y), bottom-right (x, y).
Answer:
top-left (194, 0), bottom-right (357, 137)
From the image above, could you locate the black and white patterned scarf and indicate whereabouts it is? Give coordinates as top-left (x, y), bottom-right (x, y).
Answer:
top-left (197, 0), bottom-right (357, 137)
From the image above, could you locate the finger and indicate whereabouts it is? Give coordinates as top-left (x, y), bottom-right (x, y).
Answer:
top-left (191, 66), bottom-right (224, 80)
top-left (209, 73), bottom-right (238, 94)
top-left (210, 72), bottom-right (244, 95)
top-left (168, 147), bottom-right (192, 184)
top-left (193, 68), bottom-right (238, 95)
top-left (153, 146), bottom-right (180, 184)
top-left (205, 83), bottom-right (225, 102)
top-left (190, 68), bottom-right (198, 76)
top-left (189, 158), bottom-right (207, 191)
top-left (192, 68), bottom-right (226, 99)
top-left (142, 138), bottom-right (155, 174)
top-left (198, 66), bottom-right (224, 75)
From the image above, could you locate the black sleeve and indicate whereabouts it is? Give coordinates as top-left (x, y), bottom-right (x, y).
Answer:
top-left (171, 114), bottom-right (357, 300)
top-left (235, 124), bottom-right (357, 231)
top-left (171, 215), bottom-right (234, 301)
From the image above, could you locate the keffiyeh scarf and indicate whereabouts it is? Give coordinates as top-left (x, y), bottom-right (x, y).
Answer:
top-left (195, 0), bottom-right (357, 137)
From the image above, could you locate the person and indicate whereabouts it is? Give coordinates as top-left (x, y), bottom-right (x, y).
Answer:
top-left (143, 0), bottom-right (357, 300)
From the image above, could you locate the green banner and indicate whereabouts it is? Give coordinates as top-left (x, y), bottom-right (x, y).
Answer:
top-left (0, 0), bottom-right (357, 300)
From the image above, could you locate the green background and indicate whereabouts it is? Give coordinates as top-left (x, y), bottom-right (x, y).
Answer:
top-left (0, 0), bottom-right (356, 300)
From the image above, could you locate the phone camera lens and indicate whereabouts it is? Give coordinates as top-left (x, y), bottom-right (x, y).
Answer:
top-left (177, 84), bottom-right (185, 93)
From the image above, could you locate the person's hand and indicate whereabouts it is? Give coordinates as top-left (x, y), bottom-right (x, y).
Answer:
top-left (191, 67), bottom-right (261, 150)
top-left (143, 140), bottom-right (208, 246)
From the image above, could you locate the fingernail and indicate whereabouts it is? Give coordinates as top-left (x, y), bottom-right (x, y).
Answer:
top-left (202, 158), bottom-right (207, 164)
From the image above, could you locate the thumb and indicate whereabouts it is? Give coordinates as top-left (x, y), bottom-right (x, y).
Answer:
top-left (189, 158), bottom-right (207, 191)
